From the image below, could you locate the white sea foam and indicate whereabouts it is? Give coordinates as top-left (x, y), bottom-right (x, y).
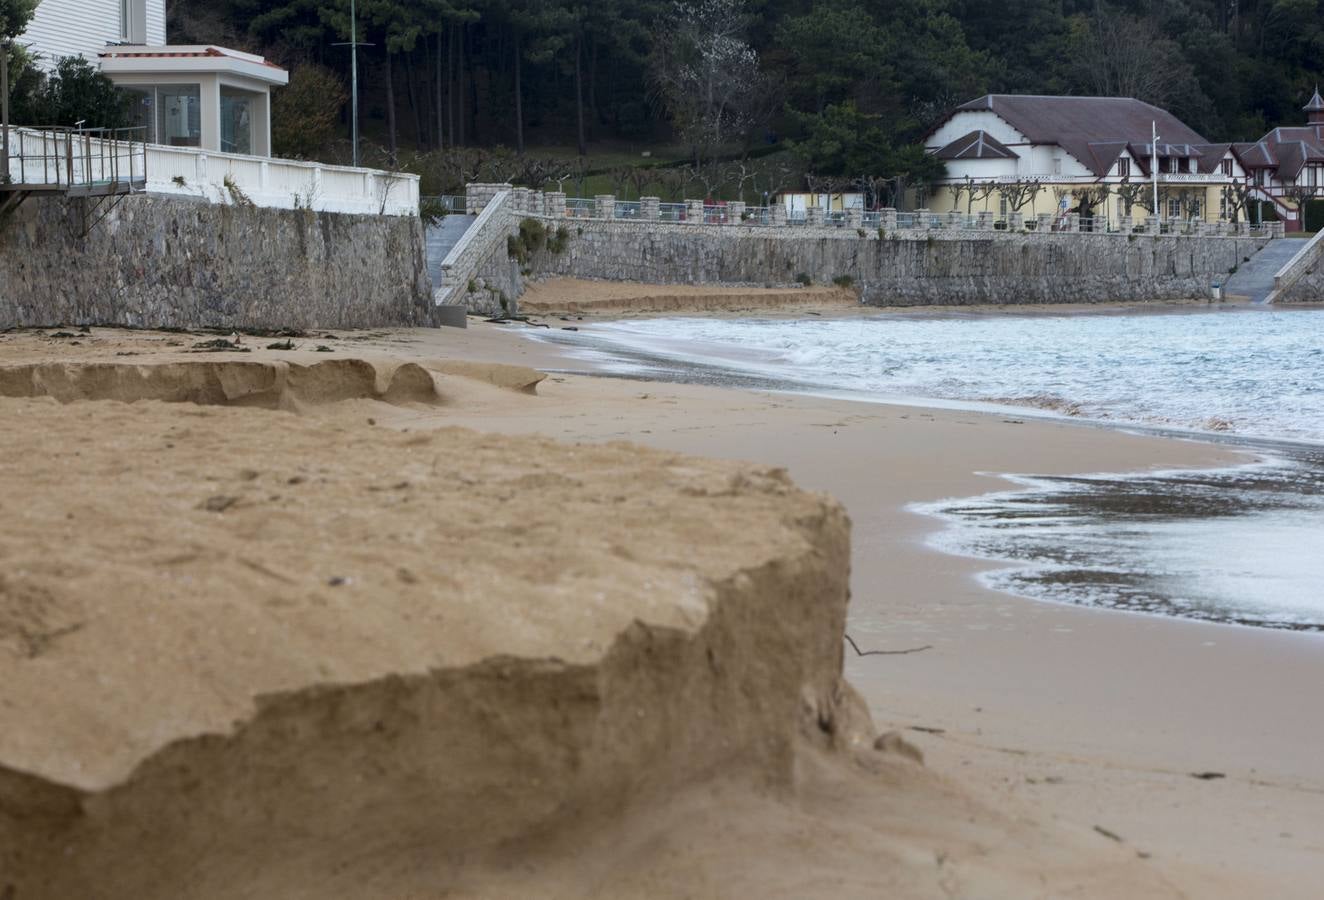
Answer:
top-left (558, 308), bottom-right (1324, 444)
top-left (536, 308), bottom-right (1324, 630)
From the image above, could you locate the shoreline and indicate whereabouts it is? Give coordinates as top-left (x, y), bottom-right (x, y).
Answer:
top-left (418, 321), bottom-right (1324, 897)
top-left (2, 322), bottom-right (1321, 896)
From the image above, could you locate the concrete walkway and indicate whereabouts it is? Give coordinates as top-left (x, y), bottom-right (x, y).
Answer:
top-left (1221, 239), bottom-right (1304, 303)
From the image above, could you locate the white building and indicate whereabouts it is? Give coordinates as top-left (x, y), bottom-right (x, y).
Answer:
top-left (923, 94), bottom-right (1248, 226)
top-left (17, 0), bottom-right (287, 156)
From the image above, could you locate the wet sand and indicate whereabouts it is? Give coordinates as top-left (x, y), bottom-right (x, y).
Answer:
top-left (392, 321), bottom-right (1324, 898)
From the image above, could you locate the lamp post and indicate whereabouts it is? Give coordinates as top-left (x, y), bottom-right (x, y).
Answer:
top-left (1151, 120), bottom-right (1161, 225)
top-left (332, 0), bottom-right (372, 168)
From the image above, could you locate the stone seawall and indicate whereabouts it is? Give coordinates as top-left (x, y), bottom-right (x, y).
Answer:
top-left (1, 195), bottom-right (433, 329)
top-left (524, 220), bottom-right (1268, 306)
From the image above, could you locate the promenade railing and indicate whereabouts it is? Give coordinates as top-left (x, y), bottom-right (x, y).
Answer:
top-left (469, 186), bottom-right (1284, 238)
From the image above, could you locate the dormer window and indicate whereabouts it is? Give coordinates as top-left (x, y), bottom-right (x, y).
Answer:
top-left (1117, 158), bottom-right (1130, 177)
top-left (1221, 159), bottom-right (1233, 177)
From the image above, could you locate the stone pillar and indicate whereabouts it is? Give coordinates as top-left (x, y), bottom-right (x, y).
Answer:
top-left (685, 199), bottom-right (705, 223)
top-left (807, 205), bottom-right (825, 226)
top-left (976, 211), bottom-right (994, 230)
top-left (880, 208), bottom-right (898, 232)
top-left (728, 200), bottom-right (747, 223)
top-left (640, 196), bottom-right (661, 221)
top-left (1145, 216), bottom-right (1160, 234)
top-left (1272, 222), bottom-right (1286, 238)
top-left (1119, 215), bottom-right (1133, 233)
top-left (946, 210), bottom-right (964, 229)
top-left (1035, 212), bottom-right (1052, 232)
top-left (1008, 212), bottom-right (1024, 231)
top-left (846, 207), bottom-right (863, 228)
top-left (594, 194), bottom-right (616, 219)
top-left (1067, 213), bottom-right (1080, 233)
top-left (771, 204), bottom-right (787, 226)
top-left (545, 191), bottom-right (567, 218)
top-left (465, 182), bottom-right (512, 214)
top-left (915, 209), bottom-right (932, 230)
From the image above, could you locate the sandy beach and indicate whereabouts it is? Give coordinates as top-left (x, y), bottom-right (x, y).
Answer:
top-left (2, 319), bottom-right (1321, 897)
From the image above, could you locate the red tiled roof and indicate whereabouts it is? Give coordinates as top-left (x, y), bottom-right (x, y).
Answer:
top-left (99, 46), bottom-right (285, 71)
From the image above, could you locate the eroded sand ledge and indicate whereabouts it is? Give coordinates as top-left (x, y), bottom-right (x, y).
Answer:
top-left (0, 349), bottom-right (1180, 899)
top-left (0, 379), bottom-right (861, 897)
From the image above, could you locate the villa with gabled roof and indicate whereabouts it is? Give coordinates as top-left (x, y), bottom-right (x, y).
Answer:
top-left (924, 94), bottom-right (1250, 229)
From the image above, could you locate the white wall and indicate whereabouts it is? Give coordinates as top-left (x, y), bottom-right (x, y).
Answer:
top-left (145, 145), bottom-right (421, 217)
top-left (20, 0), bottom-right (166, 68)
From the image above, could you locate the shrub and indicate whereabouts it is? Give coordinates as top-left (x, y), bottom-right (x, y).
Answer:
top-left (546, 225), bottom-right (571, 254)
top-left (832, 274), bottom-right (855, 288)
top-left (795, 272), bottom-right (812, 286)
top-left (856, 228), bottom-right (866, 238)
top-left (419, 196), bottom-right (450, 225)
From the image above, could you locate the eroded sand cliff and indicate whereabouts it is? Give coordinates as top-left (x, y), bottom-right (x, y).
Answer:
top-left (0, 344), bottom-right (1178, 898)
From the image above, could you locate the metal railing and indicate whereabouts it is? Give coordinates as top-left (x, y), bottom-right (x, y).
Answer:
top-left (533, 195), bottom-right (1280, 239)
top-left (3, 126), bottom-right (147, 194)
top-left (564, 197), bottom-right (595, 218)
top-left (420, 194), bottom-right (466, 213)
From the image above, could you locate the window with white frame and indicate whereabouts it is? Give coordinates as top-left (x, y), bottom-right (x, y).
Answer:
top-left (1221, 159), bottom-right (1233, 176)
top-left (1167, 198), bottom-right (1181, 218)
top-left (1117, 158), bottom-right (1130, 177)
top-left (120, 0), bottom-right (147, 44)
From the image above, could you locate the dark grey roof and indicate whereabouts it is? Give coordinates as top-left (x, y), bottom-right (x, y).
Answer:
top-left (934, 130), bottom-right (1018, 160)
top-left (952, 95), bottom-right (1208, 175)
top-left (1305, 87), bottom-right (1324, 113)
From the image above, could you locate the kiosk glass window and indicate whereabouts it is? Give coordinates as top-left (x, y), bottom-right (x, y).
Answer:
top-left (158, 85), bottom-right (202, 147)
top-left (220, 89), bottom-right (255, 155)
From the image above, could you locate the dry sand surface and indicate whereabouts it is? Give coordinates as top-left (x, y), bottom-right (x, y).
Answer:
top-left (1, 324), bottom-right (1321, 898)
top-left (518, 277), bottom-right (859, 316)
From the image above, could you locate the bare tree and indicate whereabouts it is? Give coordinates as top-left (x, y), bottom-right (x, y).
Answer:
top-left (1073, 5), bottom-right (1204, 112)
top-left (1115, 179), bottom-right (1156, 215)
top-left (996, 179), bottom-right (1043, 214)
top-left (650, 0), bottom-right (767, 170)
top-left (1280, 179), bottom-right (1321, 225)
top-left (1220, 179), bottom-right (1254, 223)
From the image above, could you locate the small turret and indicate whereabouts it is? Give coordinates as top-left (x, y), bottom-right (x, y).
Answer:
top-left (1305, 85), bottom-right (1324, 126)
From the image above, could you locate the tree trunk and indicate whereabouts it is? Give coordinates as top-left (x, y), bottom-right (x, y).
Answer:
top-left (448, 26), bottom-right (457, 148)
top-left (513, 30), bottom-right (524, 154)
top-left (457, 25), bottom-right (466, 146)
top-left (442, 30), bottom-right (452, 148)
top-left (386, 53), bottom-right (398, 163)
top-left (405, 48), bottom-right (424, 148)
top-left (574, 36), bottom-right (586, 156)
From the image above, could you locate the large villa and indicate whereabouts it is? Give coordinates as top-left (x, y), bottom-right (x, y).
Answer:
top-left (924, 92), bottom-right (1324, 231)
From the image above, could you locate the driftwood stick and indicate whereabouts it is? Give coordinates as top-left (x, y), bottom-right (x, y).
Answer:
top-left (844, 633), bottom-right (933, 657)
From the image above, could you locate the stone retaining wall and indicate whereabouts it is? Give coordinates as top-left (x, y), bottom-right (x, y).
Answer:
top-left (524, 220), bottom-right (1267, 306)
top-left (1, 195), bottom-right (433, 330)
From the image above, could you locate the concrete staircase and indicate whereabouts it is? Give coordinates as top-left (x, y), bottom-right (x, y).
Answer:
top-left (1221, 239), bottom-right (1305, 303)
top-left (425, 214), bottom-right (478, 287)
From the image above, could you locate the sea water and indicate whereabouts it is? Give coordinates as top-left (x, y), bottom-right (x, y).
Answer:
top-left (536, 307), bottom-right (1324, 631)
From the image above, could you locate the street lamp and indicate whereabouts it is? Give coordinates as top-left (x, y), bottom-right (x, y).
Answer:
top-left (332, 0), bottom-right (372, 168)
